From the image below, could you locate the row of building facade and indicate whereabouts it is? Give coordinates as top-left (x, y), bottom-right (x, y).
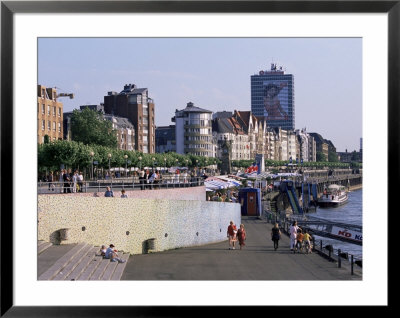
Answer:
top-left (158, 102), bottom-right (321, 163)
top-left (40, 64), bottom-right (357, 164)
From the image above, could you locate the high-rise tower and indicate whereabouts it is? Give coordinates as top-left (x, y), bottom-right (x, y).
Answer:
top-left (251, 63), bottom-right (295, 130)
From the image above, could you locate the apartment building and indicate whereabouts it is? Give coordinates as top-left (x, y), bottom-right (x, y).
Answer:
top-left (104, 84), bottom-right (155, 153)
top-left (37, 85), bottom-right (64, 143)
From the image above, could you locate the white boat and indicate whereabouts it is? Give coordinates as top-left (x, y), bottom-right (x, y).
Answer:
top-left (318, 184), bottom-right (348, 207)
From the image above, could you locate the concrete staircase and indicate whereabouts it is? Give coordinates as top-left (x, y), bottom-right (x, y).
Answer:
top-left (38, 240), bottom-right (53, 254)
top-left (38, 242), bottom-right (130, 281)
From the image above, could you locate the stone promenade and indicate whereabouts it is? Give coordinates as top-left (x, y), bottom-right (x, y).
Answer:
top-left (122, 216), bottom-right (361, 280)
top-left (38, 216), bottom-right (361, 281)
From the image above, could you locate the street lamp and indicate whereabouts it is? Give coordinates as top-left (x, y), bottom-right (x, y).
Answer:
top-left (90, 151), bottom-right (94, 180)
top-left (124, 154), bottom-right (128, 178)
top-left (108, 153), bottom-right (112, 179)
top-left (164, 157), bottom-right (167, 172)
top-left (138, 156), bottom-right (142, 171)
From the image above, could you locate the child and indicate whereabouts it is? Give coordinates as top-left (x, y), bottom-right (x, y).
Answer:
top-left (98, 245), bottom-right (107, 257)
top-left (295, 229), bottom-right (304, 253)
top-left (303, 230), bottom-right (313, 254)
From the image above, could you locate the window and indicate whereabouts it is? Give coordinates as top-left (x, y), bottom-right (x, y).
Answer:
top-left (53, 106), bottom-right (56, 116)
top-left (58, 108), bottom-right (61, 117)
top-left (42, 120), bottom-right (45, 130)
top-left (58, 123), bottom-right (61, 132)
top-left (53, 122), bottom-right (56, 131)
top-left (48, 121), bottom-right (51, 131)
top-left (42, 104), bottom-right (45, 114)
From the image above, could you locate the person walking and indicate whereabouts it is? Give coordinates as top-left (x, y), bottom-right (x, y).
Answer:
top-left (237, 224), bottom-right (247, 250)
top-left (303, 230), bottom-right (313, 254)
top-left (227, 221), bottom-right (238, 250)
top-left (63, 169), bottom-right (71, 193)
top-left (271, 223), bottom-right (282, 251)
top-left (78, 171), bottom-right (84, 192)
top-left (289, 220), bottom-right (300, 251)
top-left (72, 170), bottom-right (79, 193)
top-left (295, 228), bottom-right (304, 253)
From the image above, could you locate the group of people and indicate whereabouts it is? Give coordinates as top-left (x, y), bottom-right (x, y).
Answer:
top-left (226, 220), bottom-right (313, 253)
top-left (289, 220), bottom-right (313, 254)
top-left (104, 187), bottom-right (128, 198)
top-left (227, 221), bottom-right (246, 250)
top-left (138, 169), bottom-right (161, 190)
top-left (98, 244), bottom-right (126, 263)
top-left (61, 169), bottom-right (84, 193)
top-left (208, 191), bottom-right (238, 203)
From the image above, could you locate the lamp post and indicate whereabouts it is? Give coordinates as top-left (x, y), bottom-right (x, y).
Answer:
top-left (124, 154), bottom-right (128, 178)
top-left (164, 157), bottom-right (167, 172)
top-left (138, 156), bottom-right (142, 171)
top-left (108, 153), bottom-right (112, 179)
top-left (90, 151), bottom-right (94, 180)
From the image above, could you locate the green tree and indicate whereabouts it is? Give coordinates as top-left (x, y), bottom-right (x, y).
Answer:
top-left (316, 152), bottom-right (326, 162)
top-left (70, 108), bottom-right (117, 148)
top-left (328, 151), bottom-right (339, 162)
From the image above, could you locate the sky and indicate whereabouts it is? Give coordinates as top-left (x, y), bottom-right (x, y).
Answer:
top-left (38, 37), bottom-right (362, 152)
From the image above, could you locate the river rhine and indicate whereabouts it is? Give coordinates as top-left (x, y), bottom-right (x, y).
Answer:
top-left (312, 188), bottom-right (362, 260)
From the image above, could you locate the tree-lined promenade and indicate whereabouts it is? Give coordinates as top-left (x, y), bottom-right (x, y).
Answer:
top-left (38, 139), bottom-right (362, 177)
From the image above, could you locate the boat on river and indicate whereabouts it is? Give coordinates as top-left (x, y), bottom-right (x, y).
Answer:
top-left (318, 184), bottom-right (348, 207)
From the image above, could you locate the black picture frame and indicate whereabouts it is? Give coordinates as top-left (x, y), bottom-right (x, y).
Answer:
top-left (1, 0), bottom-right (395, 316)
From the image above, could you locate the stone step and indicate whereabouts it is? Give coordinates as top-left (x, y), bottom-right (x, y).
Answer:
top-left (110, 253), bottom-right (130, 281)
top-left (100, 258), bottom-right (119, 280)
top-left (52, 244), bottom-right (94, 281)
top-left (65, 247), bottom-right (99, 281)
top-left (76, 255), bottom-right (104, 281)
top-left (89, 258), bottom-right (111, 280)
top-left (38, 241), bottom-right (53, 254)
top-left (38, 243), bottom-right (88, 280)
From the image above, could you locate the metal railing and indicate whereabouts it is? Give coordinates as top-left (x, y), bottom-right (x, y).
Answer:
top-left (38, 175), bottom-right (205, 194)
top-left (263, 210), bottom-right (362, 276)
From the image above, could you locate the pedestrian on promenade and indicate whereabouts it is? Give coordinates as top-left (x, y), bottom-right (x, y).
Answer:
top-left (227, 221), bottom-right (238, 250)
top-left (120, 189), bottom-right (128, 198)
top-left (78, 171), bottom-right (84, 192)
top-left (271, 223), bottom-right (281, 251)
top-left (63, 169), bottom-right (71, 193)
top-left (72, 170), bottom-right (79, 193)
top-left (289, 220), bottom-right (300, 251)
top-left (295, 228), bottom-right (304, 253)
top-left (303, 230), bottom-right (313, 254)
top-left (104, 186), bottom-right (114, 197)
top-left (237, 224), bottom-right (247, 250)
top-left (47, 171), bottom-right (54, 191)
top-left (105, 244), bottom-right (126, 263)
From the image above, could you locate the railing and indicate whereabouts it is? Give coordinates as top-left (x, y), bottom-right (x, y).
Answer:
top-left (263, 210), bottom-right (362, 276)
top-left (38, 175), bottom-right (205, 194)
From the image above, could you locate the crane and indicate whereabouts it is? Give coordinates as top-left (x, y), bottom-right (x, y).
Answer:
top-left (56, 92), bottom-right (74, 99)
top-left (52, 87), bottom-right (74, 99)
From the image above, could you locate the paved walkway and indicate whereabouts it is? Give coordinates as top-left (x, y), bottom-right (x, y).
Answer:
top-left (37, 217), bottom-right (361, 280)
top-left (121, 217), bottom-right (361, 280)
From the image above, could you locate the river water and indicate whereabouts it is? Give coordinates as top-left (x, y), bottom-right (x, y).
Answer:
top-left (312, 188), bottom-right (362, 260)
